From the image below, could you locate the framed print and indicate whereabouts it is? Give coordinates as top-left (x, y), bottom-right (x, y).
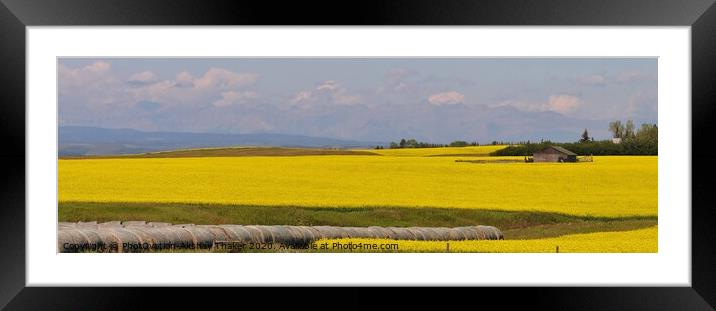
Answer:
top-left (2, 0), bottom-right (716, 309)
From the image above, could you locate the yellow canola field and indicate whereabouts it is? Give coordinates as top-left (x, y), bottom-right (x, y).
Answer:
top-left (364, 145), bottom-right (507, 156)
top-left (58, 155), bottom-right (657, 217)
top-left (316, 226), bottom-right (658, 253)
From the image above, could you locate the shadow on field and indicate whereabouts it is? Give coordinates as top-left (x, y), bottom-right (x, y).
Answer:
top-left (58, 202), bottom-right (657, 240)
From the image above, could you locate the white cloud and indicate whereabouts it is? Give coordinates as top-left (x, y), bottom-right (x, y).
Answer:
top-left (193, 68), bottom-right (258, 90)
top-left (291, 90), bottom-right (312, 103)
top-left (57, 60), bottom-right (655, 140)
top-left (128, 70), bottom-right (158, 84)
top-left (428, 91), bottom-right (465, 105)
top-left (87, 61), bottom-right (110, 72)
top-left (212, 91), bottom-right (259, 107)
top-left (494, 94), bottom-right (582, 114)
top-left (59, 61), bottom-right (113, 90)
top-left (293, 80), bottom-right (361, 106)
top-left (58, 61), bottom-right (126, 112)
top-left (60, 62), bottom-right (263, 128)
top-left (316, 80), bottom-right (340, 91)
top-left (133, 80), bottom-right (178, 102)
top-left (547, 95), bottom-right (581, 114)
top-left (175, 71), bottom-right (194, 87)
top-left (126, 67), bottom-right (259, 107)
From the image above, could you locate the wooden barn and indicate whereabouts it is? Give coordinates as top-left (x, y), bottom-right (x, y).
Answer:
top-left (533, 146), bottom-right (577, 162)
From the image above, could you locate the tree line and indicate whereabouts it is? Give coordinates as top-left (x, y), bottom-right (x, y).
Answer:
top-left (377, 119), bottom-right (657, 155)
top-left (376, 138), bottom-right (479, 149)
top-left (492, 120), bottom-right (657, 156)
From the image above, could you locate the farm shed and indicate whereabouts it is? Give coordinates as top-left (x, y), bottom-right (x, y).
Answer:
top-left (533, 146), bottom-right (577, 163)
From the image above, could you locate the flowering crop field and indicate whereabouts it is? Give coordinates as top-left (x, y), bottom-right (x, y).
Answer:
top-left (59, 155), bottom-right (656, 218)
top-left (315, 226), bottom-right (658, 253)
top-left (363, 145), bottom-right (508, 157)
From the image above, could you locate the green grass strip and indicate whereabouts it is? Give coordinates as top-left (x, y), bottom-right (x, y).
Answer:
top-left (59, 202), bottom-right (656, 240)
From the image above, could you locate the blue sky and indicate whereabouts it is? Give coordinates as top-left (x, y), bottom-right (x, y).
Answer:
top-left (58, 58), bottom-right (657, 143)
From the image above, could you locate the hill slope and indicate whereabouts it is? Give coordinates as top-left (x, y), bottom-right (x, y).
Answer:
top-left (59, 126), bottom-right (386, 156)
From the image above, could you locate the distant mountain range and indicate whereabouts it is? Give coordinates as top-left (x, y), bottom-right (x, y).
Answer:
top-left (59, 126), bottom-right (386, 156)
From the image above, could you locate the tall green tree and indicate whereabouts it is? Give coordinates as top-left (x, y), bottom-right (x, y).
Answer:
top-left (609, 120), bottom-right (625, 139)
top-left (624, 120), bottom-right (636, 140)
top-left (580, 128), bottom-right (590, 143)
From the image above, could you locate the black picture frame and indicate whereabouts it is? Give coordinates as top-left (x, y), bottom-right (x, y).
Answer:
top-left (1, 0), bottom-right (715, 309)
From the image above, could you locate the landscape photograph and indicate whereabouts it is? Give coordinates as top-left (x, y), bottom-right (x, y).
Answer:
top-left (57, 58), bottom-right (658, 253)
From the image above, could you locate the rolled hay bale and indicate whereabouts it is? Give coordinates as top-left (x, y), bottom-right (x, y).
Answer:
top-left (342, 227), bottom-right (366, 238)
top-left (258, 226), bottom-right (282, 243)
top-left (128, 227), bottom-right (170, 246)
top-left (91, 229), bottom-right (123, 252)
top-left (352, 227), bottom-right (380, 238)
top-left (477, 225), bottom-right (504, 240)
top-left (58, 223), bottom-right (503, 252)
top-left (157, 227), bottom-right (196, 249)
top-left (370, 227), bottom-right (391, 238)
top-left (312, 226), bottom-right (347, 239)
top-left (473, 226), bottom-right (491, 240)
top-left (267, 225), bottom-right (288, 242)
top-left (153, 228), bottom-right (191, 250)
top-left (265, 225), bottom-right (306, 245)
top-left (71, 222), bottom-right (99, 230)
top-left (57, 229), bottom-right (90, 252)
top-left (421, 227), bottom-right (445, 240)
top-left (99, 221), bottom-right (123, 228)
top-left (148, 222), bottom-right (172, 227)
top-left (321, 227), bottom-right (343, 238)
top-left (58, 222), bottom-right (76, 229)
top-left (335, 227), bottom-right (355, 239)
top-left (423, 227), bottom-right (451, 241)
top-left (281, 226), bottom-right (310, 245)
top-left (367, 226), bottom-right (393, 239)
top-left (286, 226), bottom-right (307, 239)
top-left (386, 227), bottom-right (417, 240)
top-left (406, 227), bottom-right (430, 241)
top-left (452, 227), bottom-right (475, 240)
top-left (104, 228), bottom-right (145, 253)
top-left (219, 225), bottom-right (256, 242)
top-left (310, 226), bottom-right (329, 239)
top-left (122, 227), bottom-right (155, 243)
top-left (122, 221), bottom-right (147, 227)
top-left (295, 226), bottom-right (322, 242)
top-left (243, 226), bottom-right (269, 243)
top-left (353, 227), bottom-right (376, 238)
top-left (58, 228), bottom-right (122, 253)
top-left (181, 226), bottom-right (218, 249)
top-left (450, 228), bottom-right (468, 239)
top-left (127, 226), bottom-right (187, 250)
top-left (75, 229), bottom-right (104, 245)
top-left (474, 227), bottom-right (490, 239)
top-left (199, 226), bottom-right (231, 242)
